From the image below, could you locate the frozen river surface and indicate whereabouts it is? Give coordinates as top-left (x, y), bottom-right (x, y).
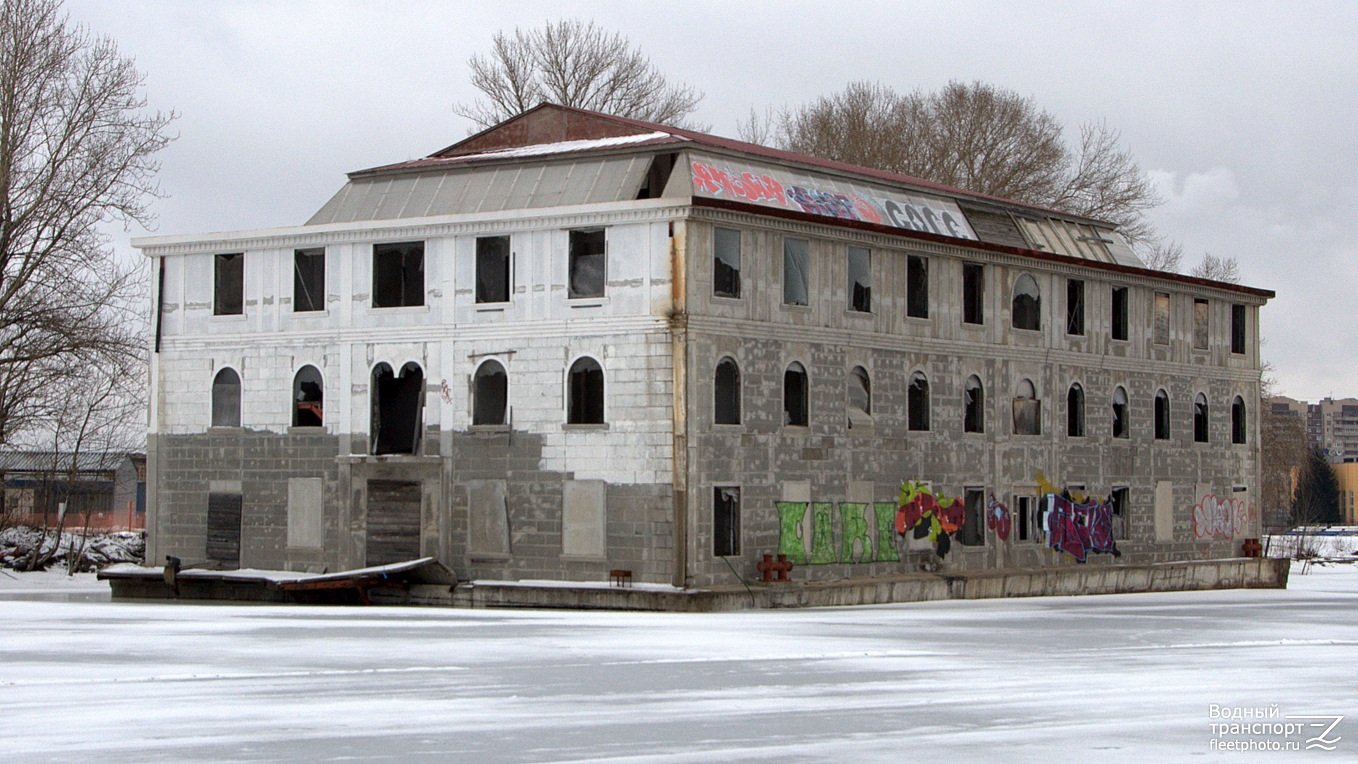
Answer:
top-left (1, 565), bottom-right (1355, 763)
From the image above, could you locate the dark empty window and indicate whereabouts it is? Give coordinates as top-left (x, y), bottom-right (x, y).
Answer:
top-left (1232, 396), bottom-right (1246, 444)
top-left (293, 248), bottom-right (325, 312)
top-left (211, 367), bottom-right (241, 427)
top-left (1067, 383), bottom-right (1085, 437)
top-left (567, 357), bottom-right (605, 424)
top-left (1066, 279), bottom-right (1084, 335)
top-left (713, 228), bottom-right (741, 299)
top-left (848, 246), bottom-right (871, 312)
top-left (214, 253), bottom-right (243, 316)
top-left (1194, 393), bottom-right (1209, 443)
top-left (963, 263), bottom-right (984, 325)
top-left (908, 372), bottom-right (930, 431)
top-left (1012, 274), bottom-right (1040, 330)
top-left (1016, 495), bottom-right (1034, 542)
top-left (1193, 298), bottom-right (1209, 349)
top-left (206, 492), bottom-right (242, 567)
top-left (473, 360), bottom-right (508, 426)
top-left (1153, 292), bottom-right (1170, 344)
top-left (476, 236), bottom-right (511, 304)
top-left (1111, 286), bottom-right (1128, 341)
top-left (713, 487), bottom-right (741, 557)
top-left (783, 238), bottom-right (809, 306)
top-left (293, 365), bottom-right (323, 427)
top-left (373, 241), bottom-right (425, 308)
top-left (784, 363), bottom-right (808, 426)
top-left (1112, 386), bottom-right (1129, 439)
top-left (961, 489), bottom-right (984, 546)
top-left (1013, 379), bottom-right (1040, 435)
top-left (964, 375), bottom-right (984, 433)
top-left (1154, 389), bottom-right (1170, 440)
top-left (714, 357), bottom-right (740, 425)
top-left (1231, 304), bottom-right (1246, 354)
top-left (907, 255), bottom-right (929, 318)
top-left (371, 362), bottom-right (424, 454)
top-left (1110, 487), bottom-right (1129, 541)
top-left (848, 365), bottom-right (871, 427)
top-left (568, 229), bottom-right (606, 299)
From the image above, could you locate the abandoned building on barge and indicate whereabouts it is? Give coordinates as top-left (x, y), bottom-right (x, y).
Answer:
top-left (135, 104), bottom-right (1272, 588)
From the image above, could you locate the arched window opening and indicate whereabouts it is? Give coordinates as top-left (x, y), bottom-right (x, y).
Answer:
top-left (1112, 386), bottom-right (1129, 439)
top-left (848, 366), bottom-right (871, 429)
top-left (1013, 379), bottom-right (1040, 435)
top-left (1012, 274), bottom-right (1041, 331)
top-left (1154, 389), bottom-right (1171, 440)
top-left (211, 368), bottom-right (241, 427)
top-left (473, 360), bottom-right (508, 426)
top-left (964, 375), bottom-right (984, 434)
top-left (783, 363), bottom-right (808, 427)
top-left (371, 362), bottom-right (424, 454)
top-left (293, 366), bottom-right (323, 427)
top-left (714, 357), bottom-right (741, 425)
top-left (1194, 392), bottom-right (1210, 443)
top-left (1067, 383), bottom-right (1085, 437)
top-left (567, 357), bottom-right (605, 424)
top-left (1232, 396), bottom-right (1247, 444)
top-left (907, 372), bottom-right (930, 431)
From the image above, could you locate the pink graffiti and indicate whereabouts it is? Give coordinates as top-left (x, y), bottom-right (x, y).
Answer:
top-left (691, 161), bottom-right (786, 205)
top-left (986, 495), bottom-right (1011, 541)
top-left (1045, 495), bottom-right (1120, 563)
top-left (1192, 495), bottom-right (1256, 540)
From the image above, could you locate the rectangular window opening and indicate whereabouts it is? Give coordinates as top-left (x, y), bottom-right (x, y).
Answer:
top-left (962, 263), bottom-right (984, 325)
top-left (568, 229), bottom-right (606, 299)
top-left (1193, 298), bottom-right (1209, 350)
top-left (1066, 279), bottom-right (1085, 336)
top-left (1231, 304), bottom-right (1246, 354)
top-left (476, 236), bottom-right (511, 304)
top-left (214, 253), bottom-right (243, 316)
top-left (1111, 487), bottom-right (1129, 541)
top-left (907, 255), bottom-right (929, 318)
top-left (1111, 286), bottom-right (1128, 341)
top-left (961, 489), bottom-right (984, 546)
top-left (848, 246), bottom-right (871, 312)
top-left (373, 241), bottom-right (425, 308)
top-left (713, 227), bottom-right (741, 299)
top-left (293, 248), bottom-right (325, 312)
top-left (783, 238), bottom-right (809, 306)
top-left (713, 486), bottom-right (741, 557)
top-left (1153, 292), bottom-right (1170, 345)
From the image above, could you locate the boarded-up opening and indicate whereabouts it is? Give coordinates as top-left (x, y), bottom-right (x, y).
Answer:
top-left (562, 480), bottom-right (606, 558)
top-left (206, 492), bottom-right (242, 568)
top-left (371, 362), bottom-right (424, 454)
top-left (287, 477), bottom-right (324, 549)
top-left (366, 480), bottom-right (422, 566)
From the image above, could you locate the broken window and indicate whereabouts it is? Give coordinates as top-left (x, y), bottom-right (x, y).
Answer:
top-left (206, 491), bottom-right (242, 567)
top-left (1153, 292), bottom-right (1170, 345)
top-left (1154, 389), bottom-right (1171, 440)
top-left (1111, 286), bottom-right (1128, 341)
top-left (567, 357), bottom-right (605, 424)
top-left (1012, 274), bottom-right (1040, 331)
top-left (211, 368), bottom-right (241, 427)
top-left (961, 489), bottom-right (984, 546)
top-left (963, 263), bottom-right (984, 325)
top-left (214, 253), bottom-right (243, 316)
top-left (472, 360), bottom-right (508, 426)
top-left (848, 246), bottom-right (871, 312)
top-left (1194, 392), bottom-right (1209, 443)
top-left (713, 227), bottom-right (741, 299)
top-left (907, 371), bottom-right (930, 431)
top-left (783, 362), bottom-right (808, 427)
top-left (1067, 383), bottom-right (1085, 437)
top-left (1110, 487), bottom-right (1129, 541)
top-left (568, 229), bottom-right (606, 299)
top-left (293, 248), bottom-right (325, 312)
top-left (1231, 304), bottom-right (1246, 354)
top-left (476, 236), bottom-right (511, 304)
top-left (637, 153), bottom-right (676, 199)
top-left (713, 486), bottom-right (741, 557)
top-left (1013, 379), bottom-right (1040, 435)
top-left (848, 365), bottom-right (871, 428)
top-left (370, 362), bottom-right (424, 454)
top-left (1015, 495), bottom-right (1036, 542)
top-left (292, 365), bottom-right (323, 427)
top-left (907, 255), bottom-right (929, 318)
top-left (714, 357), bottom-right (740, 425)
top-left (1232, 396), bottom-right (1246, 444)
top-left (372, 241), bottom-right (425, 308)
top-left (1066, 279), bottom-right (1085, 336)
top-left (1193, 298), bottom-right (1209, 350)
top-left (964, 375), bottom-right (984, 434)
top-left (783, 238), bottom-right (809, 306)
top-left (1112, 386), bottom-right (1129, 439)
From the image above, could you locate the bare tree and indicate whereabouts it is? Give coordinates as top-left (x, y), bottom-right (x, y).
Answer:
top-left (1189, 253), bottom-right (1241, 283)
top-left (755, 80), bottom-right (1162, 253)
top-left (0, 0), bottom-right (171, 446)
top-left (1140, 240), bottom-right (1184, 273)
top-left (456, 20), bottom-right (703, 130)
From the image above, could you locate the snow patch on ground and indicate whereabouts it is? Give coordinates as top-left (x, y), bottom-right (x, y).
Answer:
top-left (0, 526), bottom-right (144, 571)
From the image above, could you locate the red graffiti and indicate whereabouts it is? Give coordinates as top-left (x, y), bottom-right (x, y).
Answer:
top-left (986, 495), bottom-right (1011, 541)
top-left (691, 161), bottom-right (786, 205)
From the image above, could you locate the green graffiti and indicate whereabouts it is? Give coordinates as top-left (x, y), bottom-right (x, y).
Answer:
top-left (874, 501), bottom-right (899, 561)
top-left (839, 503), bottom-right (872, 563)
top-left (811, 503), bottom-right (835, 564)
top-left (775, 502), bottom-right (809, 564)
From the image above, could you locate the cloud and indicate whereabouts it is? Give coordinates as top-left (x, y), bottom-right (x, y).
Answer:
top-left (1148, 167), bottom-right (1240, 217)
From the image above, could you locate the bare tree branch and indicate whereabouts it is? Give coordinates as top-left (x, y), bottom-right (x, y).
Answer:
top-left (1189, 252), bottom-right (1241, 283)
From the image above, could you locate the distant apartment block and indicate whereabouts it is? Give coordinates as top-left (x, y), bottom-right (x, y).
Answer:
top-left (1268, 396), bottom-right (1358, 463)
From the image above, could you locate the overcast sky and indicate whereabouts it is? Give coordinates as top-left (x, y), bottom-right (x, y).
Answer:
top-left (65, 0), bottom-right (1358, 402)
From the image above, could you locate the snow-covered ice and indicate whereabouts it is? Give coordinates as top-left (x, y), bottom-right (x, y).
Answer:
top-left (1, 565), bottom-right (1355, 763)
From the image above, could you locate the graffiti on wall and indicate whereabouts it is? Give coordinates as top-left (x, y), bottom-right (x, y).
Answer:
top-left (1043, 494), bottom-right (1121, 563)
top-left (776, 501), bottom-right (900, 565)
top-left (986, 495), bottom-right (1011, 541)
top-left (894, 480), bottom-right (966, 557)
top-left (1192, 494), bottom-right (1256, 540)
